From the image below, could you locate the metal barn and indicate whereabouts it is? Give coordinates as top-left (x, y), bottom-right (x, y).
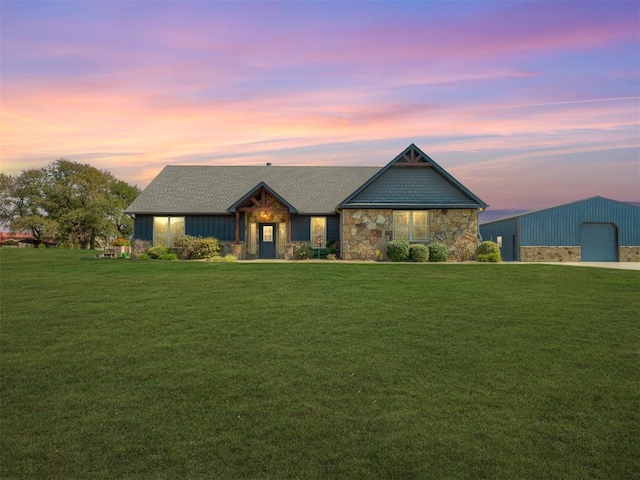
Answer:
top-left (479, 197), bottom-right (640, 262)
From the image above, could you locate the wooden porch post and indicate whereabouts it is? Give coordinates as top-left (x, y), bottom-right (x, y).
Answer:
top-left (235, 210), bottom-right (240, 243)
top-left (286, 211), bottom-right (291, 243)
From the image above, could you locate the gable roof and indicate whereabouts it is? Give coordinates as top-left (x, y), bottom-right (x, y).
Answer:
top-left (339, 144), bottom-right (487, 209)
top-left (226, 182), bottom-right (298, 213)
top-left (126, 144), bottom-right (487, 216)
top-left (125, 165), bottom-right (379, 215)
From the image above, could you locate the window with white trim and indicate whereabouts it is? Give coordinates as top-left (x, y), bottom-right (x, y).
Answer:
top-left (311, 217), bottom-right (326, 248)
top-left (393, 211), bottom-right (428, 241)
top-left (153, 216), bottom-right (185, 246)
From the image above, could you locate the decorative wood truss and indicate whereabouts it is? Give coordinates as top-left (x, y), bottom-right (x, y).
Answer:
top-left (227, 183), bottom-right (294, 243)
top-left (394, 146), bottom-right (433, 167)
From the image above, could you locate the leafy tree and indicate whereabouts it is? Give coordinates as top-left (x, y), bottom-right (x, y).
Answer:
top-left (1, 160), bottom-right (139, 248)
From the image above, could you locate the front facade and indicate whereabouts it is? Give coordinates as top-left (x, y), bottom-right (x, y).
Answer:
top-left (479, 197), bottom-right (640, 262)
top-left (126, 144), bottom-right (488, 259)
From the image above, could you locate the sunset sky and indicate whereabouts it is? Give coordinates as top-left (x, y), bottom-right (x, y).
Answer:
top-left (1, 0), bottom-right (638, 215)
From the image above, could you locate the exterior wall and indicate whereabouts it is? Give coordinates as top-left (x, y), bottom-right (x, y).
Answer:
top-left (341, 208), bottom-right (479, 260)
top-left (519, 197), bottom-right (639, 246)
top-left (429, 209), bottom-right (479, 245)
top-left (479, 216), bottom-right (519, 261)
top-left (619, 246), bottom-right (640, 262)
top-left (519, 246), bottom-right (581, 262)
top-left (133, 215), bottom-right (154, 242)
top-left (133, 214), bottom-right (243, 243)
top-left (341, 209), bottom-right (393, 260)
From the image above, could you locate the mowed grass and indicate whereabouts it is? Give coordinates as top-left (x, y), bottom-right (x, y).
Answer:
top-left (1, 249), bottom-right (638, 479)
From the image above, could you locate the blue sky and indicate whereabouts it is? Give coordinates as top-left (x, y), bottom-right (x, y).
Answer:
top-left (1, 0), bottom-right (638, 213)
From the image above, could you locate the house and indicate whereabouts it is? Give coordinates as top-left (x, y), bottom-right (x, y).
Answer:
top-left (479, 196), bottom-right (640, 262)
top-left (125, 144), bottom-right (488, 259)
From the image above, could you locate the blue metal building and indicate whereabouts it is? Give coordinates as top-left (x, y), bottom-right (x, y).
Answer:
top-left (479, 197), bottom-right (640, 262)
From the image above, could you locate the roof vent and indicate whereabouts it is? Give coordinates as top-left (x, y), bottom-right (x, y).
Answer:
top-left (266, 162), bottom-right (272, 166)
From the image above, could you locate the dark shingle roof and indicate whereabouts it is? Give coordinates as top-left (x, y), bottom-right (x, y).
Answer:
top-left (345, 167), bottom-right (476, 206)
top-left (339, 144), bottom-right (487, 209)
top-left (125, 166), bottom-right (380, 215)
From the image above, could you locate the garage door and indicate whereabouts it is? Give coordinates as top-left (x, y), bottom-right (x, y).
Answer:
top-left (579, 223), bottom-right (617, 261)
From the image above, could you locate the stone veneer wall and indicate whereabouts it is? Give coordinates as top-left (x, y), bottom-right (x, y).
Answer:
top-left (619, 247), bottom-right (640, 262)
top-left (341, 208), bottom-right (479, 260)
top-left (342, 209), bottom-right (393, 260)
top-left (519, 246), bottom-right (581, 262)
top-left (429, 209), bottom-right (479, 245)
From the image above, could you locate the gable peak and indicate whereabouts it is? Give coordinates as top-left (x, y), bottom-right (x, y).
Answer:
top-left (395, 145), bottom-right (430, 165)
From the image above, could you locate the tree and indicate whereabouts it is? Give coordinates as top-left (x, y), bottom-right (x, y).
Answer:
top-left (1, 160), bottom-right (139, 248)
top-left (0, 170), bottom-right (58, 245)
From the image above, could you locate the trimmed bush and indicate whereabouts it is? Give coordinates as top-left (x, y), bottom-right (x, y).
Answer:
top-left (477, 241), bottom-right (500, 256)
top-left (112, 237), bottom-right (130, 247)
top-left (477, 252), bottom-right (502, 263)
top-left (450, 237), bottom-right (478, 262)
top-left (387, 239), bottom-right (410, 262)
top-left (158, 253), bottom-right (178, 261)
top-left (428, 242), bottom-right (449, 262)
top-left (191, 237), bottom-right (221, 259)
top-left (409, 244), bottom-right (430, 262)
top-left (147, 245), bottom-right (171, 259)
top-left (137, 253), bottom-right (151, 261)
top-left (296, 244), bottom-right (314, 260)
top-left (222, 255), bottom-right (237, 263)
top-left (173, 235), bottom-right (197, 260)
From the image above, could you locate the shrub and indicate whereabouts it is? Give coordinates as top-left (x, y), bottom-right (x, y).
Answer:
top-left (353, 243), bottom-right (376, 261)
top-left (326, 241), bottom-right (338, 255)
top-left (173, 235), bottom-right (197, 260)
top-left (409, 244), bottom-right (429, 262)
top-left (191, 237), bottom-right (221, 259)
top-left (477, 241), bottom-right (500, 256)
top-left (450, 236), bottom-right (478, 262)
top-left (326, 253), bottom-right (337, 261)
top-left (222, 255), bottom-right (237, 263)
top-left (477, 252), bottom-right (502, 263)
top-left (428, 242), bottom-right (449, 262)
top-left (147, 245), bottom-right (171, 259)
top-left (387, 239), bottom-right (410, 262)
top-left (137, 253), bottom-right (151, 261)
top-left (296, 244), bottom-right (314, 260)
top-left (112, 237), bottom-right (130, 247)
top-left (158, 253), bottom-right (178, 261)
top-left (208, 255), bottom-right (224, 262)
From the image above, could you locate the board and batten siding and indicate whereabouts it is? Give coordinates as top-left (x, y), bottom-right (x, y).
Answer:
top-left (186, 215), bottom-right (243, 242)
top-left (291, 215), bottom-right (340, 243)
top-left (133, 214), bottom-right (244, 242)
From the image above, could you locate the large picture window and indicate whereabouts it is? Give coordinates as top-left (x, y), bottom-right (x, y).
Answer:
top-left (393, 211), bottom-right (428, 241)
top-left (311, 217), bottom-right (326, 248)
top-left (153, 216), bottom-right (185, 246)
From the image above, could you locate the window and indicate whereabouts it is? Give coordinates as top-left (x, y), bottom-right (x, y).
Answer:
top-left (277, 223), bottom-right (287, 255)
top-left (311, 217), bottom-right (326, 248)
top-left (153, 216), bottom-right (185, 246)
top-left (247, 223), bottom-right (257, 255)
top-left (393, 211), bottom-right (428, 241)
top-left (262, 225), bottom-right (273, 242)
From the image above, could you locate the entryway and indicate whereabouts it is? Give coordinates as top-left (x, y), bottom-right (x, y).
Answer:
top-left (259, 223), bottom-right (276, 259)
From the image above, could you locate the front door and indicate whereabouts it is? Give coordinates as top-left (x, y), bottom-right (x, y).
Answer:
top-left (259, 223), bottom-right (276, 259)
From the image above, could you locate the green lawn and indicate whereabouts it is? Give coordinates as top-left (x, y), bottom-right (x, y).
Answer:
top-left (1, 249), bottom-right (638, 479)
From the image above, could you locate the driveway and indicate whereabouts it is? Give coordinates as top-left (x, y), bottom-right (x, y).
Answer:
top-left (526, 262), bottom-right (640, 271)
